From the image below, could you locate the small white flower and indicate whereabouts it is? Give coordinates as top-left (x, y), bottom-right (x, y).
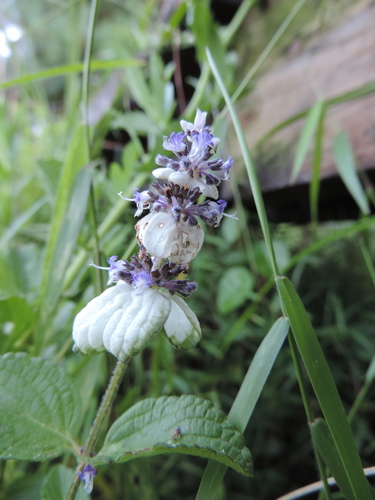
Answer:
top-left (135, 212), bottom-right (204, 264)
top-left (72, 282), bottom-right (201, 360)
top-left (180, 109), bottom-right (207, 135)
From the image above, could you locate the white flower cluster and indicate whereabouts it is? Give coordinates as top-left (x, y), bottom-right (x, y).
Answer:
top-left (72, 110), bottom-right (233, 361)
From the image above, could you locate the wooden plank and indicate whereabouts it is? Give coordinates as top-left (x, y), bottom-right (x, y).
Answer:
top-left (235, 2), bottom-right (375, 193)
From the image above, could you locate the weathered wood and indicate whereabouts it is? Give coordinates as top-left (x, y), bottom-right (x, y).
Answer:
top-left (235, 1), bottom-right (375, 194)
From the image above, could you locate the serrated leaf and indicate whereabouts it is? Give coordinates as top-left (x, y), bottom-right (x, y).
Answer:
top-left (42, 465), bottom-right (87, 500)
top-left (0, 353), bottom-right (81, 461)
top-left (217, 266), bottom-right (255, 314)
top-left (333, 130), bottom-right (370, 215)
top-left (95, 395), bottom-right (253, 476)
top-left (291, 101), bottom-right (325, 182)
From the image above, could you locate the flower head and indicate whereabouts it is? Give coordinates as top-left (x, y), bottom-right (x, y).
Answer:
top-left (152, 109), bottom-right (233, 200)
top-left (135, 212), bottom-right (204, 264)
top-left (72, 108), bottom-right (235, 362)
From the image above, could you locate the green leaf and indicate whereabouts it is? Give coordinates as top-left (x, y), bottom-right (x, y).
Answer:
top-left (0, 196), bottom-right (47, 251)
top-left (95, 395), bottom-right (253, 476)
top-left (276, 276), bottom-right (374, 500)
top-left (291, 101), bottom-right (325, 183)
top-left (310, 418), bottom-right (356, 500)
top-left (5, 474), bottom-right (44, 500)
top-left (42, 465), bottom-right (87, 500)
top-left (0, 352), bottom-right (81, 461)
top-left (217, 266), bottom-right (255, 314)
top-left (0, 59), bottom-right (143, 90)
top-left (196, 317), bottom-right (289, 500)
top-left (333, 130), bottom-right (370, 215)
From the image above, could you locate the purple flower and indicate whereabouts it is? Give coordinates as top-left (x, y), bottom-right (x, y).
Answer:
top-left (92, 250), bottom-right (198, 298)
top-left (78, 464), bottom-right (98, 494)
top-left (162, 131), bottom-right (187, 155)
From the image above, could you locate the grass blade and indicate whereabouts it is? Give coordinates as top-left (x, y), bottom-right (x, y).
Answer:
top-left (41, 167), bottom-right (93, 326)
top-left (206, 48), bottom-right (279, 277)
top-left (276, 276), bottom-right (374, 500)
top-left (310, 418), bottom-right (355, 500)
top-left (195, 317), bottom-right (290, 500)
top-left (333, 131), bottom-right (370, 215)
top-left (0, 60), bottom-right (143, 91)
top-left (0, 196), bottom-right (47, 251)
top-left (291, 101), bottom-right (324, 183)
top-left (310, 104), bottom-right (325, 223)
top-left (259, 80), bottom-right (375, 145)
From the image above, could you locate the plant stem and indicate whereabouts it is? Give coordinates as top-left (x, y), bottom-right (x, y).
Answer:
top-left (82, 0), bottom-right (104, 293)
top-left (65, 358), bottom-right (130, 500)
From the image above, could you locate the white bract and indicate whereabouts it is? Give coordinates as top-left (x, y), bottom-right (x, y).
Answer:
top-left (163, 294), bottom-right (201, 349)
top-left (135, 212), bottom-right (204, 264)
top-left (72, 281), bottom-right (202, 361)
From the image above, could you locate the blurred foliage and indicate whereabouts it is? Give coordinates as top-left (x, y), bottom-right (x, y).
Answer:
top-left (1, 0), bottom-right (375, 499)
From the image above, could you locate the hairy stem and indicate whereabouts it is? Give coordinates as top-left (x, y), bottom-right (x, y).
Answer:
top-left (65, 358), bottom-right (130, 500)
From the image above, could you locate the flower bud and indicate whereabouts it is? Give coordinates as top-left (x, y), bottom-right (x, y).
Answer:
top-left (135, 212), bottom-right (204, 264)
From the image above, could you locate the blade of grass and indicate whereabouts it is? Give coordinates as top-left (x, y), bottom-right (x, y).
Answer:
top-left (358, 236), bottom-right (375, 288)
top-left (196, 317), bottom-right (290, 500)
top-left (333, 131), bottom-right (370, 215)
top-left (206, 48), bottom-right (279, 277)
top-left (291, 101), bottom-right (324, 183)
top-left (0, 60), bottom-right (142, 91)
top-left (0, 196), bottom-right (47, 251)
top-left (81, 0), bottom-right (103, 293)
top-left (310, 419), bottom-right (356, 500)
top-left (310, 104), bottom-right (325, 224)
top-left (348, 355), bottom-right (375, 423)
top-left (39, 167), bottom-right (93, 352)
top-left (221, 0), bottom-right (258, 47)
top-left (259, 80), bottom-right (375, 145)
top-left (276, 276), bottom-right (374, 500)
top-left (230, 0), bottom-right (307, 104)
